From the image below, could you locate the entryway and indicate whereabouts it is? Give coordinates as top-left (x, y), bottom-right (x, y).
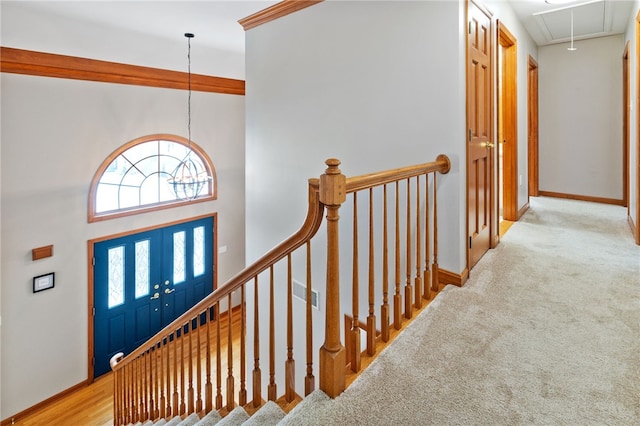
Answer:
top-left (91, 215), bottom-right (215, 378)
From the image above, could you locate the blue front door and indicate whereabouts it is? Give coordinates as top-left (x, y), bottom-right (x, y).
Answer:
top-left (93, 216), bottom-right (214, 377)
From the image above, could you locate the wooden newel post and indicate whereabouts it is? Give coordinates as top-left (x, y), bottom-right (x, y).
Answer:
top-left (319, 158), bottom-right (347, 398)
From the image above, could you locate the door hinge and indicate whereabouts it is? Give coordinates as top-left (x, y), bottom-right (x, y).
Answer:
top-left (92, 257), bottom-right (96, 266)
top-left (468, 129), bottom-right (472, 141)
top-left (468, 21), bottom-right (472, 34)
top-left (92, 357), bottom-right (95, 366)
top-left (469, 236), bottom-right (472, 249)
top-left (92, 307), bottom-right (95, 316)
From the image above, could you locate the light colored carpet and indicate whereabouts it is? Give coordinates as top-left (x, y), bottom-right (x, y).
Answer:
top-left (280, 196), bottom-right (640, 425)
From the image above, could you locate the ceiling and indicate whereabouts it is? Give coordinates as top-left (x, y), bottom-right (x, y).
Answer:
top-left (509, 0), bottom-right (635, 46)
top-left (4, 0), bottom-right (636, 54)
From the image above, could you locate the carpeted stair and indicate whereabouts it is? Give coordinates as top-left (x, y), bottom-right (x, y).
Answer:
top-left (130, 401), bottom-right (285, 426)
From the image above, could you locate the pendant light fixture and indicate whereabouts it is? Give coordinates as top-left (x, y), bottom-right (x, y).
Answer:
top-left (567, 9), bottom-right (577, 51)
top-left (168, 32), bottom-right (212, 200)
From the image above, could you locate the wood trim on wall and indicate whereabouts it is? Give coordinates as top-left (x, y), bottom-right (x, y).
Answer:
top-left (0, 46), bottom-right (245, 95)
top-left (438, 268), bottom-right (469, 288)
top-left (238, 0), bottom-right (323, 31)
top-left (517, 202), bottom-right (530, 220)
top-left (538, 191), bottom-right (625, 207)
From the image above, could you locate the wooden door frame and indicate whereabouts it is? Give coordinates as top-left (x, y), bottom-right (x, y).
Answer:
top-left (623, 41), bottom-right (630, 210)
top-left (527, 56), bottom-right (539, 198)
top-left (635, 11), bottom-right (640, 244)
top-left (497, 21), bottom-right (518, 222)
top-left (86, 213), bottom-right (218, 381)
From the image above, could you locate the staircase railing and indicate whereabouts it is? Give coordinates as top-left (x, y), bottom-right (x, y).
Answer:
top-left (110, 155), bottom-right (450, 425)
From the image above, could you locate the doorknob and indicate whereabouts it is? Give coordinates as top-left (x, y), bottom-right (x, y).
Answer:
top-left (165, 288), bottom-right (175, 294)
top-left (150, 292), bottom-right (160, 300)
top-left (486, 142), bottom-right (495, 148)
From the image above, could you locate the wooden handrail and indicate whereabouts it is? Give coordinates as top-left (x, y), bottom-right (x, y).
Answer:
top-left (111, 155), bottom-right (452, 425)
top-left (344, 155), bottom-right (450, 193)
top-left (111, 179), bottom-right (323, 370)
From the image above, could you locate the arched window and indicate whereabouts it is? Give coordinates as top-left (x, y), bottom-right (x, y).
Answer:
top-left (89, 134), bottom-right (216, 222)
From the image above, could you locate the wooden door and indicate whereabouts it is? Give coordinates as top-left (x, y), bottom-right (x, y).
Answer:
top-left (92, 216), bottom-right (214, 378)
top-left (467, 0), bottom-right (494, 267)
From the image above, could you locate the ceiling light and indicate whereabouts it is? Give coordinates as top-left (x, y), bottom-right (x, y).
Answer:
top-left (168, 33), bottom-right (212, 200)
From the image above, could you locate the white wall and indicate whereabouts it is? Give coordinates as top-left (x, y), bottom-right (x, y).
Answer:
top-left (245, 0), bottom-right (467, 395)
top-left (0, 6), bottom-right (246, 421)
top-left (539, 35), bottom-right (625, 200)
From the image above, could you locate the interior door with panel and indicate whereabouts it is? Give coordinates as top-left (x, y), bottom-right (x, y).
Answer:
top-left (93, 216), bottom-right (214, 378)
top-left (467, 0), bottom-right (495, 267)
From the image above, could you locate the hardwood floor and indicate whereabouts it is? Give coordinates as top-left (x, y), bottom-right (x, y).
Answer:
top-left (8, 374), bottom-right (114, 426)
top-left (7, 308), bottom-right (243, 426)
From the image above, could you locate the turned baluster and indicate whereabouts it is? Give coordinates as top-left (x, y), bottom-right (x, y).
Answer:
top-left (424, 173), bottom-right (432, 300)
top-left (151, 348), bottom-right (158, 419)
top-left (350, 192), bottom-right (361, 372)
top-left (226, 294), bottom-right (235, 411)
top-left (215, 302), bottom-right (223, 409)
top-left (381, 184), bottom-right (390, 342)
top-left (431, 173), bottom-right (440, 292)
top-left (393, 181), bottom-right (402, 330)
top-left (179, 327), bottom-right (186, 415)
top-left (239, 285), bottom-right (247, 406)
top-left (319, 158), bottom-right (346, 398)
top-left (113, 368), bottom-right (122, 425)
top-left (142, 355), bottom-right (149, 421)
top-left (252, 276), bottom-right (262, 407)
top-left (268, 266), bottom-right (277, 401)
top-left (173, 329), bottom-right (179, 414)
top-left (405, 178), bottom-right (413, 319)
top-left (188, 320), bottom-right (195, 413)
top-left (205, 306), bottom-right (213, 412)
top-left (414, 176), bottom-right (423, 309)
top-left (305, 241), bottom-right (315, 395)
top-left (285, 254), bottom-right (296, 402)
top-left (366, 188), bottom-right (376, 356)
top-left (196, 314), bottom-right (203, 413)
top-left (161, 339), bottom-right (168, 418)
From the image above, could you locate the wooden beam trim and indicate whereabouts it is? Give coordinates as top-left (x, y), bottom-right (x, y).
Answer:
top-left (239, 0), bottom-right (323, 31)
top-left (0, 46), bottom-right (245, 95)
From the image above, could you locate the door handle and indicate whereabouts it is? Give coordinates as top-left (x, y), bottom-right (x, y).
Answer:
top-left (165, 288), bottom-right (175, 294)
top-left (150, 292), bottom-right (160, 300)
top-left (486, 142), bottom-right (495, 148)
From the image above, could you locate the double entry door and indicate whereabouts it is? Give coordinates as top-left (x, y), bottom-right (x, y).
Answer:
top-left (93, 216), bottom-right (214, 377)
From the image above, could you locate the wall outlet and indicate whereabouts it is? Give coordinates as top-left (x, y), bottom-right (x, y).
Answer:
top-left (519, 175), bottom-right (523, 186)
top-left (218, 245), bottom-right (227, 254)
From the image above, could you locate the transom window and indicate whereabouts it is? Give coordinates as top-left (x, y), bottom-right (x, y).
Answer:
top-left (89, 134), bottom-right (216, 222)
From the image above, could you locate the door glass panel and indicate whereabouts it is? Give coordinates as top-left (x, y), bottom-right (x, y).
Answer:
top-left (108, 246), bottom-right (125, 308)
top-left (135, 240), bottom-right (150, 298)
top-left (193, 226), bottom-right (205, 277)
top-left (173, 231), bottom-right (186, 284)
